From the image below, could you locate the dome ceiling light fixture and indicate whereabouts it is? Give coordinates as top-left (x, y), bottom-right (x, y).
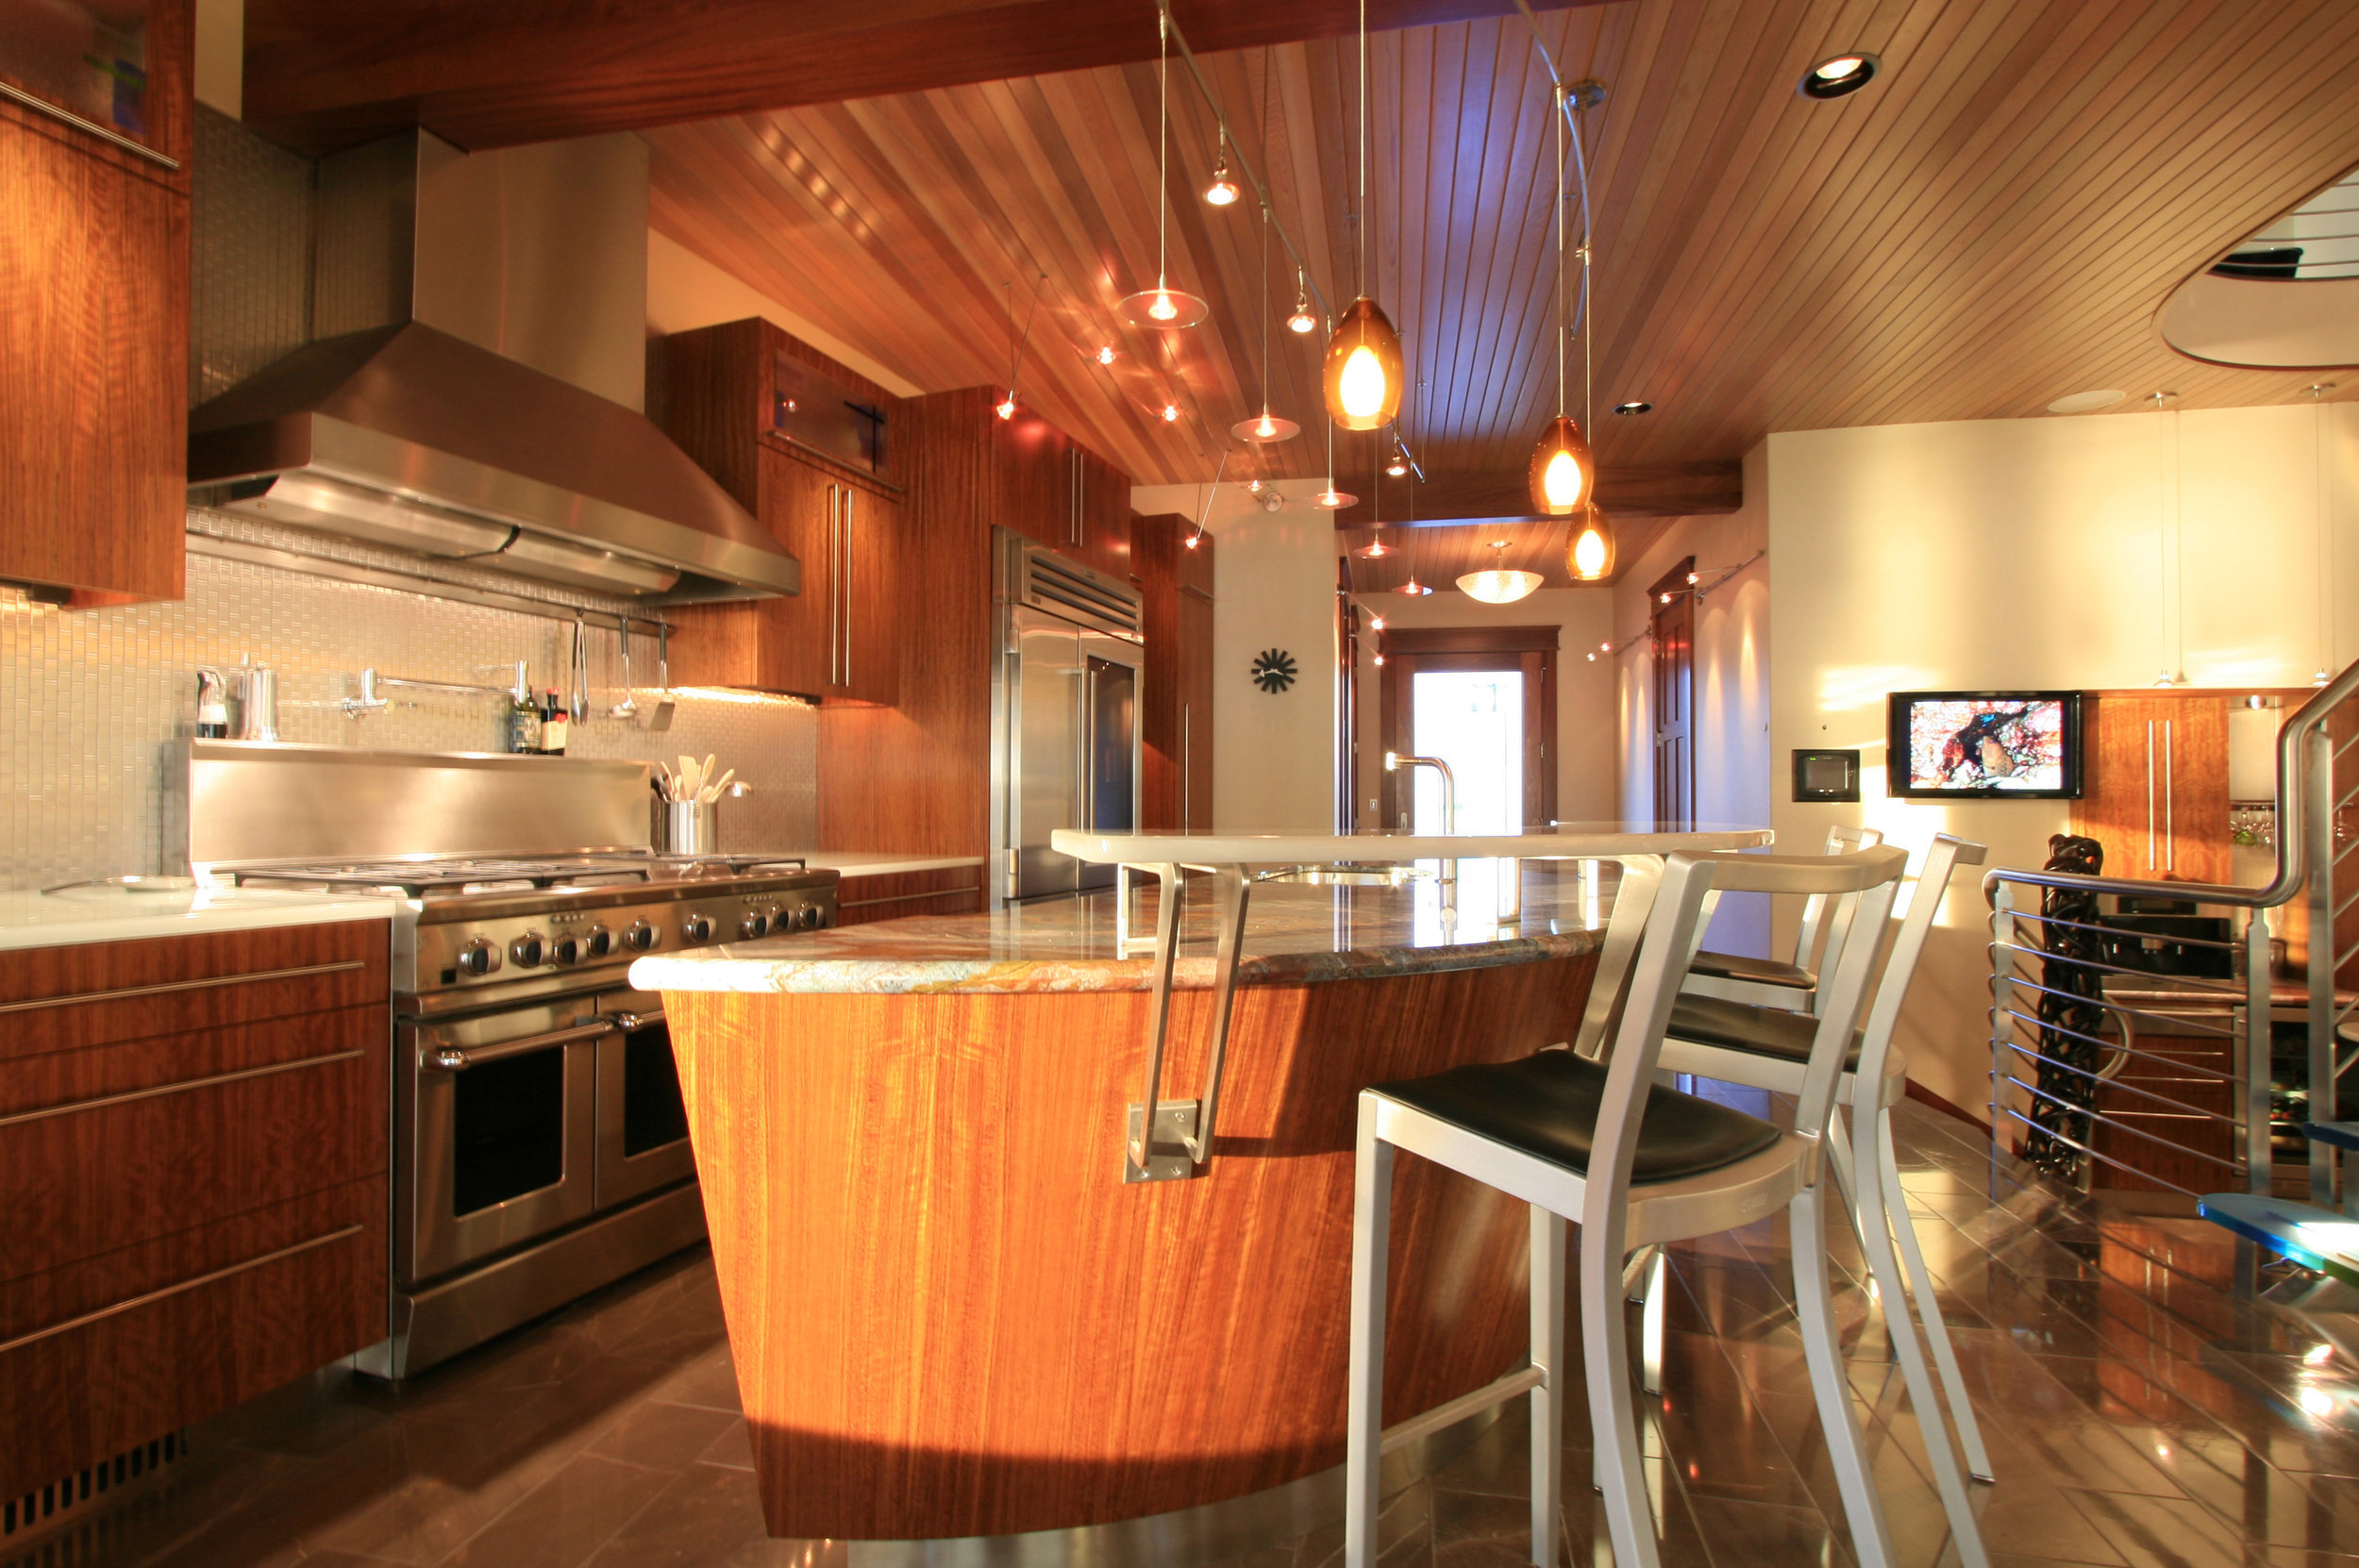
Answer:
top-left (2047, 389), bottom-right (2128, 414)
top-left (1118, 7), bottom-right (1211, 329)
top-left (1799, 52), bottom-right (1881, 99)
top-left (1458, 540), bottom-right (1543, 605)
top-left (1231, 206), bottom-right (1302, 443)
top-left (1322, 0), bottom-right (1405, 430)
top-left (1526, 79), bottom-right (1601, 515)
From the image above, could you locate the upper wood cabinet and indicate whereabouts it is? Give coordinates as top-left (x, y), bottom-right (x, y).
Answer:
top-left (987, 410), bottom-right (1131, 577)
top-left (658, 320), bottom-right (902, 706)
top-left (2070, 692), bottom-right (2232, 886)
top-left (1135, 513), bottom-right (1213, 832)
top-left (0, 0), bottom-right (192, 606)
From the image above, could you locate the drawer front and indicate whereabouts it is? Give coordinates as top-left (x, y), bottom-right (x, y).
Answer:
top-left (836, 869), bottom-right (985, 926)
top-left (1, 1032), bottom-right (388, 1284)
top-left (0, 1004), bottom-right (384, 1119)
top-left (0, 1176), bottom-right (385, 1499)
top-left (0, 921), bottom-right (389, 1062)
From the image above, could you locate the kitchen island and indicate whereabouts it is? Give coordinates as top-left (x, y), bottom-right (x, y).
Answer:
top-left (635, 828), bottom-right (1764, 1546)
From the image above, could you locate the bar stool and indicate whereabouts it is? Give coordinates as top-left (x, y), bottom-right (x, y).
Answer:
top-left (1682, 824), bottom-right (1883, 1012)
top-left (1657, 835), bottom-right (1994, 1568)
top-left (1346, 843), bottom-right (1909, 1568)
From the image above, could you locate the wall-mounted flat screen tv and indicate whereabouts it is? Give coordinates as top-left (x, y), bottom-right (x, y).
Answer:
top-left (1887, 691), bottom-right (2083, 799)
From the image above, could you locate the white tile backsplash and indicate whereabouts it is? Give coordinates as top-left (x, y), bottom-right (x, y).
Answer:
top-left (1, 534), bottom-right (815, 889)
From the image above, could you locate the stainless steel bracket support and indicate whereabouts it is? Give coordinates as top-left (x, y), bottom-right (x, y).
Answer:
top-left (1124, 861), bottom-right (1252, 1182)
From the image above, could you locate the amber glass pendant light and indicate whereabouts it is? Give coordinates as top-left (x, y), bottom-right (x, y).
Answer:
top-left (1528, 85), bottom-right (1597, 515)
top-left (1323, 0), bottom-right (1405, 430)
top-left (1231, 207), bottom-right (1301, 442)
top-left (1566, 503), bottom-right (1616, 582)
top-left (1119, 8), bottom-right (1211, 329)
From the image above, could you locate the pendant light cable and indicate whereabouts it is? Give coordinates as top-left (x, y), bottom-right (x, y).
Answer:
top-left (1358, 0), bottom-right (1368, 300)
top-left (1157, 5), bottom-right (1170, 292)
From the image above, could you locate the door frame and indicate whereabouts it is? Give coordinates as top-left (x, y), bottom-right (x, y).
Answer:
top-left (1648, 559), bottom-right (1696, 827)
top-left (1376, 625), bottom-right (1558, 829)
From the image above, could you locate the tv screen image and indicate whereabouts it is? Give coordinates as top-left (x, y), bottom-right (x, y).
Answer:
top-left (1888, 692), bottom-right (2082, 798)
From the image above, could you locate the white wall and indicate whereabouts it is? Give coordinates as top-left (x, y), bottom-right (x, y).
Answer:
top-left (1614, 442), bottom-right (1773, 956)
top-left (1346, 587), bottom-right (1617, 826)
top-left (1768, 403), bottom-right (2359, 1117)
top-left (645, 230), bottom-right (923, 399)
top-left (1133, 483), bottom-right (1340, 830)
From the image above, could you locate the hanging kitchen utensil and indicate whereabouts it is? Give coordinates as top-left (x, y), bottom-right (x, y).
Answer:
top-left (646, 623), bottom-right (676, 731)
top-left (610, 618), bottom-right (640, 721)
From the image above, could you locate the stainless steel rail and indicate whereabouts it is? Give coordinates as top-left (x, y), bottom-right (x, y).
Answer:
top-left (1985, 658), bottom-right (2359, 1206)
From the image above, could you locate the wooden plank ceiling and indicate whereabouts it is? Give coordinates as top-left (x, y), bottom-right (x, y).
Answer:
top-left (250, 0), bottom-right (2359, 588)
top-left (636, 0), bottom-right (2359, 585)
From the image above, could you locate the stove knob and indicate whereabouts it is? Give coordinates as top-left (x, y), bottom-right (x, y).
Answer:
top-left (739, 910), bottom-right (770, 940)
top-left (550, 934), bottom-right (580, 966)
top-left (510, 930), bottom-right (547, 968)
top-left (681, 912), bottom-right (713, 944)
top-left (583, 925), bottom-right (614, 959)
top-left (456, 937), bottom-right (503, 976)
top-left (797, 905), bottom-right (827, 930)
top-left (623, 920), bottom-right (659, 951)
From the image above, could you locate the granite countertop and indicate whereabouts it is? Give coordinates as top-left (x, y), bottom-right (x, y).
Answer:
top-left (632, 860), bottom-right (1615, 996)
top-left (0, 886), bottom-right (395, 952)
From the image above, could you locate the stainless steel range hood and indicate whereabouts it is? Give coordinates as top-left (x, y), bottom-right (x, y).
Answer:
top-left (188, 130), bottom-right (796, 604)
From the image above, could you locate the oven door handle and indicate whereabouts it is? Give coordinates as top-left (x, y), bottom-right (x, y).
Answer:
top-left (602, 1009), bottom-right (666, 1032)
top-left (422, 1020), bottom-right (614, 1072)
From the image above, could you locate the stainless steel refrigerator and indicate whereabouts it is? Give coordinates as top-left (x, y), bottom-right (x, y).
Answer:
top-left (991, 528), bottom-right (1144, 903)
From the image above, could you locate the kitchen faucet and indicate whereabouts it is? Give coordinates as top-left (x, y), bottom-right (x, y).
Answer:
top-left (1383, 752), bottom-right (1456, 833)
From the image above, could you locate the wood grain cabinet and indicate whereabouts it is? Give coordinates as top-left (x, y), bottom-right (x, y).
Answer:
top-left (0, 921), bottom-right (391, 1501)
top-left (0, 0), bottom-right (193, 605)
top-left (658, 319), bottom-right (902, 706)
top-left (835, 867), bottom-right (986, 926)
top-left (2069, 692), bottom-right (2231, 885)
top-left (988, 413), bottom-right (1131, 577)
top-left (1135, 514), bottom-right (1214, 831)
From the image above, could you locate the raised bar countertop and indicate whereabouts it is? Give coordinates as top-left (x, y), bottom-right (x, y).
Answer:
top-left (0, 886), bottom-right (394, 952)
top-left (634, 865), bottom-right (1610, 995)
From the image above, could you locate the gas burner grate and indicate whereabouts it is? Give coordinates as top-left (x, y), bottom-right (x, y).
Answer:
top-left (226, 853), bottom-right (808, 898)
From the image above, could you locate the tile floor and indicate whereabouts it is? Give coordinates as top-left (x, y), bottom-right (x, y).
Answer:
top-left (14, 1096), bottom-right (2359, 1568)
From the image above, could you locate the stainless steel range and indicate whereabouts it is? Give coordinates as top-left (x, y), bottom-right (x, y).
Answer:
top-left (184, 742), bottom-right (837, 1378)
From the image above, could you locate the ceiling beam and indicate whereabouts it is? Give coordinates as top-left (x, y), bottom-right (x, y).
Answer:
top-left (1329, 461), bottom-right (1743, 527)
top-left (243, 0), bottom-right (1611, 155)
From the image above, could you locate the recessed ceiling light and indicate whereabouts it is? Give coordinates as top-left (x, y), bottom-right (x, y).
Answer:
top-left (1614, 400), bottom-right (1653, 416)
top-left (2047, 389), bottom-right (2127, 414)
top-left (1799, 52), bottom-right (1880, 99)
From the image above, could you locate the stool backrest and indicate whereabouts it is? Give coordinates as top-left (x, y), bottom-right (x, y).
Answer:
top-left (1796, 825), bottom-right (1885, 1009)
top-left (1582, 844), bottom-right (1907, 1226)
top-left (1847, 833), bottom-right (1987, 1109)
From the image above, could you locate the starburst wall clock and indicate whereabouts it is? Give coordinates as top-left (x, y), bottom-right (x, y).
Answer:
top-left (1250, 648), bottom-right (1297, 693)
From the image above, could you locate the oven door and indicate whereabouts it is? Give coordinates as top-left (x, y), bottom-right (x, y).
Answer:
top-left (593, 990), bottom-right (696, 1208)
top-left (400, 1003), bottom-right (607, 1287)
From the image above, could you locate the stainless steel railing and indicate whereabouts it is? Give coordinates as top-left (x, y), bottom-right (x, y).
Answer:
top-left (1985, 659), bottom-right (2359, 1205)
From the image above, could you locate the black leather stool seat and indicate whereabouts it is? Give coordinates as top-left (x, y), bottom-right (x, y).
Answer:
top-left (1372, 1050), bottom-right (1783, 1184)
top-left (1668, 994), bottom-right (1863, 1073)
top-left (1689, 948), bottom-right (1814, 991)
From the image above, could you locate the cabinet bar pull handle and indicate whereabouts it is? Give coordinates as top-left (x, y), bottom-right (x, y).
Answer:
top-left (0, 958), bottom-right (369, 1015)
top-left (2164, 719), bottom-right (2175, 873)
top-left (0, 81), bottom-right (180, 169)
top-left (1182, 703), bottom-right (1192, 828)
top-left (0, 1048), bottom-right (367, 1127)
top-left (826, 484), bottom-right (842, 687)
top-left (842, 487), bottom-right (855, 692)
top-left (0, 1225), bottom-right (364, 1358)
top-left (2145, 720), bottom-right (2156, 869)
